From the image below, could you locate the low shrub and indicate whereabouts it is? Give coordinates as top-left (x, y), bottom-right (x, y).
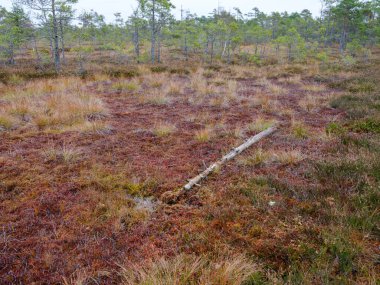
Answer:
top-left (151, 66), bottom-right (168, 73)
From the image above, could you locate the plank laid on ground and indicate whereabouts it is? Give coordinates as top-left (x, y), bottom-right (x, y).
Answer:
top-left (183, 126), bottom-right (278, 191)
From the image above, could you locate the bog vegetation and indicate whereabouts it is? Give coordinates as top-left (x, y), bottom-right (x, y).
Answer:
top-left (0, 0), bottom-right (379, 284)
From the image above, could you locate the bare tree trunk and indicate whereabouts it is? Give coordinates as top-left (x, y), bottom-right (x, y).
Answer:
top-left (59, 17), bottom-right (65, 64)
top-left (210, 39), bottom-right (214, 64)
top-left (41, 9), bottom-right (54, 63)
top-left (275, 44), bottom-right (280, 58)
top-left (51, 0), bottom-right (60, 72)
top-left (157, 32), bottom-right (161, 63)
top-left (184, 36), bottom-right (188, 61)
top-left (184, 27), bottom-right (189, 61)
top-left (49, 37), bottom-right (54, 60)
top-left (151, 0), bottom-right (156, 64)
top-left (227, 41), bottom-right (231, 64)
top-left (222, 40), bottom-right (227, 58)
top-left (7, 42), bottom-right (15, 65)
top-left (203, 39), bottom-right (209, 64)
top-left (133, 25), bottom-right (140, 63)
top-left (260, 44), bottom-right (267, 60)
top-left (339, 22), bottom-right (348, 53)
top-left (32, 33), bottom-right (42, 66)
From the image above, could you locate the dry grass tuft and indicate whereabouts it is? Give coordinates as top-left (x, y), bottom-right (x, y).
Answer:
top-left (209, 95), bottom-right (227, 107)
top-left (253, 93), bottom-right (279, 113)
top-left (291, 120), bottom-right (310, 139)
top-left (226, 80), bottom-right (238, 100)
top-left (247, 116), bottom-right (277, 132)
top-left (256, 78), bottom-right (271, 87)
top-left (299, 94), bottom-right (319, 112)
top-left (239, 148), bottom-right (304, 167)
top-left (0, 78), bottom-right (107, 132)
top-left (279, 108), bottom-right (295, 118)
top-left (152, 122), bottom-right (176, 137)
top-left (120, 254), bottom-right (258, 285)
top-left (224, 125), bottom-right (245, 139)
top-left (140, 90), bottom-right (170, 106)
top-left (62, 270), bottom-right (95, 285)
top-left (238, 148), bottom-right (271, 166)
top-left (43, 145), bottom-right (81, 163)
top-left (112, 80), bottom-right (140, 93)
top-left (278, 75), bottom-right (302, 85)
top-left (302, 84), bottom-right (326, 93)
top-left (273, 149), bottom-right (304, 165)
top-left (267, 82), bottom-right (287, 95)
top-left (76, 121), bottom-right (112, 135)
top-left (190, 71), bottom-right (214, 96)
top-left (148, 74), bottom-right (166, 88)
top-left (0, 114), bottom-right (15, 131)
top-left (92, 73), bottom-right (111, 82)
top-left (195, 127), bottom-right (213, 142)
top-left (165, 81), bottom-right (183, 96)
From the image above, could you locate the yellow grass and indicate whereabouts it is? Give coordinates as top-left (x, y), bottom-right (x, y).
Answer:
top-left (148, 73), bottom-right (165, 88)
top-left (273, 149), bottom-right (304, 165)
top-left (267, 82), bottom-right (287, 95)
top-left (76, 121), bottom-right (112, 135)
top-left (253, 92), bottom-right (279, 113)
top-left (43, 145), bottom-right (81, 163)
top-left (299, 94), bottom-right (319, 112)
top-left (302, 84), bottom-right (326, 92)
top-left (120, 254), bottom-right (258, 285)
top-left (209, 95), bottom-right (228, 107)
top-left (165, 81), bottom-right (183, 96)
top-left (195, 127), bottom-right (213, 142)
top-left (0, 114), bottom-right (15, 131)
top-left (0, 78), bottom-right (107, 132)
top-left (278, 75), bottom-right (302, 85)
top-left (190, 71), bottom-right (214, 96)
top-left (140, 90), bottom-right (170, 105)
top-left (152, 122), bottom-right (176, 137)
top-left (247, 116), bottom-right (277, 132)
top-left (112, 80), bottom-right (140, 93)
top-left (238, 148), bottom-right (271, 166)
top-left (239, 148), bottom-right (303, 167)
top-left (226, 80), bottom-right (238, 99)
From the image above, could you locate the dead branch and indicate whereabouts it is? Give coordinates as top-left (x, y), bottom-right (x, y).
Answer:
top-left (183, 125), bottom-right (277, 191)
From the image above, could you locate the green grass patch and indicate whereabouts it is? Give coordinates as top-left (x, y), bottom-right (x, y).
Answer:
top-left (291, 122), bottom-right (309, 139)
top-left (151, 65), bottom-right (168, 73)
top-left (314, 160), bottom-right (368, 193)
top-left (105, 67), bottom-right (140, 78)
top-left (350, 118), bottom-right (380, 134)
top-left (325, 122), bottom-right (346, 136)
top-left (328, 78), bottom-right (376, 93)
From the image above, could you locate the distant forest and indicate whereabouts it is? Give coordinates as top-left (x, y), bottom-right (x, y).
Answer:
top-left (0, 0), bottom-right (379, 71)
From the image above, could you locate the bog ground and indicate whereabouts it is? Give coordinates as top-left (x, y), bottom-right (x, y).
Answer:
top-left (0, 52), bottom-right (379, 284)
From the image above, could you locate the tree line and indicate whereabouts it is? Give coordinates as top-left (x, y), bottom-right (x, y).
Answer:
top-left (0, 0), bottom-right (379, 72)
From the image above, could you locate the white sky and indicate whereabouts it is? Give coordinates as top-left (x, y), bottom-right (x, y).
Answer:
top-left (1, 0), bottom-right (323, 22)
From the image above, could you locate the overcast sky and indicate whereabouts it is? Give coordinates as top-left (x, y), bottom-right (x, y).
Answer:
top-left (1, 0), bottom-right (323, 22)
